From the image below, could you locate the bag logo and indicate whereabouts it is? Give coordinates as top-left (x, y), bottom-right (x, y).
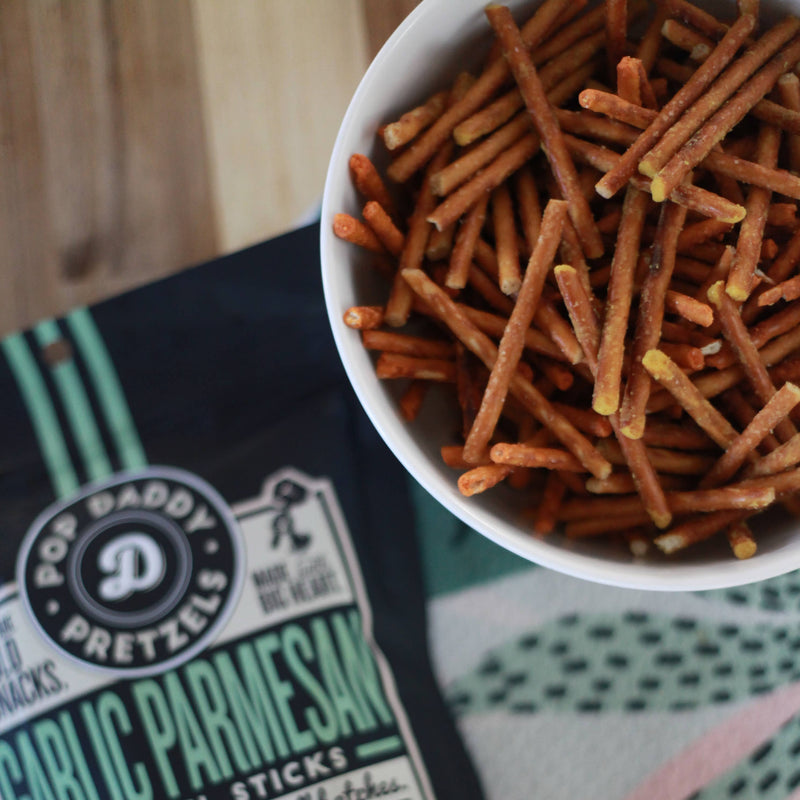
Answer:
top-left (16, 467), bottom-right (243, 677)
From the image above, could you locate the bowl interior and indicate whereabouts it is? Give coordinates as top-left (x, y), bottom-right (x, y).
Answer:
top-left (320, 0), bottom-right (800, 590)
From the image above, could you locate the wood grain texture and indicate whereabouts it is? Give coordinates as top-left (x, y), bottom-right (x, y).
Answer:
top-left (0, 0), bottom-right (416, 337)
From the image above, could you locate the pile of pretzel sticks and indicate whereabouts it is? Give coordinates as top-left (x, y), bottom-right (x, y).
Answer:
top-left (334, 0), bottom-right (800, 559)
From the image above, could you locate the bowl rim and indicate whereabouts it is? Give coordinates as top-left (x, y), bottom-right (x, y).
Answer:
top-left (320, 0), bottom-right (800, 592)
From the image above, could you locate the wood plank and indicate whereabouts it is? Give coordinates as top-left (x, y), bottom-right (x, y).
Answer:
top-left (192, 0), bottom-right (371, 253)
top-left (363, 0), bottom-right (422, 58)
top-left (0, 0), bottom-right (218, 337)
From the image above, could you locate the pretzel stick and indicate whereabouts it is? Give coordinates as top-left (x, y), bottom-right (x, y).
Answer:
top-left (598, 439), bottom-right (716, 475)
top-left (637, 4), bottom-right (670, 73)
top-left (348, 154), bottom-right (397, 217)
top-left (532, 472), bottom-right (568, 535)
top-left (445, 195), bottom-right (489, 290)
top-left (458, 463), bottom-right (514, 495)
top-left (428, 134), bottom-right (540, 231)
top-left (559, 484), bottom-right (773, 519)
top-left (460, 305), bottom-right (568, 362)
top-left (581, 90), bottom-right (800, 198)
top-left (400, 268), bottom-right (611, 478)
top-left (554, 255), bottom-right (672, 526)
top-left (343, 305), bottom-right (384, 330)
top-left (643, 348), bottom-right (739, 447)
top-left (398, 380), bottom-right (428, 422)
top-left (659, 0), bottom-right (730, 39)
top-left (376, 353), bottom-right (456, 382)
top-left (726, 519), bottom-right (757, 559)
top-left (757, 274), bottom-right (800, 306)
top-left (586, 472), bottom-right (689, 494)
top-left (362, 201), bottom-right (405, 257)
top-left (777, 72), bottom-right (800, 172)
top-left (651, 33), bottom-right (800, 203)
top-left (565, 512), bottom-right (652, 537)
top-left (492, 183), bottom-right (522, 295)
top-left (515, 165), bottom-right (542, 251)
top-left (726, 123), bottom-right (782, 301)
top-left (333, 213), bottom-right (386, 253)
top-left (620, 200), bottom-right (688, 439)
top-left (463, 199), bottom-right (568, 463)
top-left (486, 4), bottom-right (604, 259)
top-left (660, 342), bottom-right (705, 371)
top-left (661, 18), bottom-right (715, 61)
top-left (564, 132), bottom-right (746, 222)
top-left (654, 510), bottom-right (749, 554)
top-left (382, 90), bottom-right (447, 151)
top-left (490, 443), bottom-right (586, 471)
top-left (387, 0), bottom-right (580, 183)
top-left (701, 382), bottom-right (800, 487)
top-left (594, 12), bottom-right (757, 198)
top-left (708, 281), bottom-right (798, 445)
top-left (362, 330), bottom-right (455, 359)
top-left (747, 430), bottom-right (800, 476)
top-left (664, 290), bottom-right (714, 327)
top-left (607, 0), bottom-right (628, 81)
top-left (456, 29), bottom-right (607, 146)
top-left (433, 114), bottom-right (529, 197)
top-left (617, 56), bottom-right (644, 106)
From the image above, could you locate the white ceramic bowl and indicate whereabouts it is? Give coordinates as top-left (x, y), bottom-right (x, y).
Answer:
top-left (320, 0), bottom-right (800, 591)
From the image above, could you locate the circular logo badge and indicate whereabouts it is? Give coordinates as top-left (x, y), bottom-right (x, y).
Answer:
top-left (16, 467), bottom-right (243, 677)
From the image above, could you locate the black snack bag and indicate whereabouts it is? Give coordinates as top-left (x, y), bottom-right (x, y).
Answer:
top-left (0, 223), bottom-right (484, 800)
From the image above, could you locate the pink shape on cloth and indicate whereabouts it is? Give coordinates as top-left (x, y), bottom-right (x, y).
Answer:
top-left (623, 681), bottom-right (800, 800)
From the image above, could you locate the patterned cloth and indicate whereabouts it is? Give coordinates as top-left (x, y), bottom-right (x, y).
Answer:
top-left (412, 481), bottom-right (800, 799)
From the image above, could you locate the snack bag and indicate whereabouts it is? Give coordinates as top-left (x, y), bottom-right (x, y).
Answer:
top-left (0, 223), bottom-right (485, 800)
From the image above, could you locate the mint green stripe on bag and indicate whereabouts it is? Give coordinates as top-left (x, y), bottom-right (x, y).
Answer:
top-left (66, 307), bottom-right (147, 471)
top-left (1, 333), bottom-right (80, 498)
top-left (33, 319), bottom-right (113, 483)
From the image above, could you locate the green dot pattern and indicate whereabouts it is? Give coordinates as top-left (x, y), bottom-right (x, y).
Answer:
top-left (446, 611), bottom-right (800, 716)
top-left (688, 713), bottom-right (800, 799)
top-left (698, 570), bottom-right (800, 611)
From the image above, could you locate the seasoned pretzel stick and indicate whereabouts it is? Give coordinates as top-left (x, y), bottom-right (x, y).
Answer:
top-left (564, 132), bottom-right (746, 222)
top-left (651, 33), bottom-right (800, 202)
top-left (486, 4), bottom-right (604, 259)
top-left (701, 382), bottom-right (800, 487)
top-left (401, 268), bottom-right (611, 478)
top-left (445, 194), bottom-right (490, 290)
top-left (581, 90), bottom-right (800, 198)
top-left (463, 200), bottom-right (568, 463)
top-left (559, 485), bottom-right (774, 519)
top-left (607, 0), bottom-right (628, 81)
top-left (387, 0), bottom-right (580, 183)
top-left (757, 274), bottom-right (800, 306)
top-left (727, 519), bottom-right (757, 559)
top-left (349, 154), bottom-right (397, 217)
top-left (433, 114), bottom-right (530, 197)
top-left (490, 444), bottom-right (585, 471)
top-left (492, 183), bottom-right (522, 295)
top-left (661, 18), bottom-right (715, 61)
top-left (594, 12), bottom-right (757, 198)
top-left (636, 4), bottom-right (670, 73)
top-left (428, 134), bottom-right (540, 232)
top-left (654, 510), bottom-right (749, 554)
top-left (376, 353), bottom-right (456, 382)
top-left (533, 472), bottom-right (568, 535)
top-left (362, 330), bottom-right (455, 359)
top-left (333, 213), bottom-right (386, 253)
top-left (344, 305), bottom-right (384, 330)
top-left (659, 0), bottom-right (730, 39)
top-left (777, 72), bottom-right (800, 172)
top-left (455, 29), bottom-right (607, 146)
top-left (642, 348), bottom-right (739, 447)
top-left (362, 201), bottom-right (405, 257)
top-left (727, 123), bottom-right (782, 301)
top-left (515, 164), bottom-right (543, 251)
top-left (708, 280), bottom-right (799, 443)
top-left (664, 290), bottom-right (714, 327)
top-left (554, 260), bottom-right (672, 526)
top-left (620, 200), bottom-right (688, 439)
top-left (382, 90), bottom-right (447, 151)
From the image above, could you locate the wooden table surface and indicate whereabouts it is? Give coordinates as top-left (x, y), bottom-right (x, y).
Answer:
top-left (0, 0), bottom-right (419, 337)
